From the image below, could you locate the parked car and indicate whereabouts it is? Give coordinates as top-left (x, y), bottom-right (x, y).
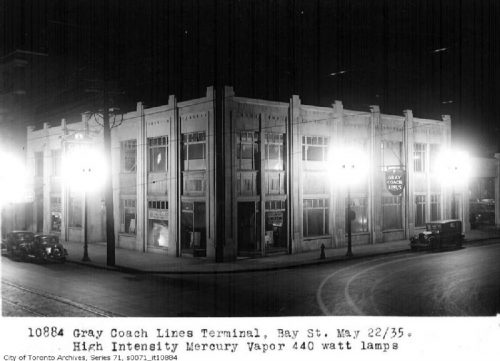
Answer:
top-left (2, 231), bottom-right (35, 259)
top-left (2, 231), bottom-right (67, 262)
top-left (410, 220), bottom-right (464, 251)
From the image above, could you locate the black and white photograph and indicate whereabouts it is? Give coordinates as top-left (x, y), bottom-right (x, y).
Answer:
top-left (1, 0), bottom-right (499, 359)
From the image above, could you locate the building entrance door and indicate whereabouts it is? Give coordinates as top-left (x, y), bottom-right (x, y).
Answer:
top-left (237, 202), bottom-right (260, 256)
top-left (181, 201), bottom-right (206, 257)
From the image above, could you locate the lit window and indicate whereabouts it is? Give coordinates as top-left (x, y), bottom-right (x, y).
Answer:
top-left (50, 196), bottom-right (62, 232)
top-left (148, 136), bottom-right (167, 173)
top-left (120, 198), bottom-right (136, 234)
top-left (350, 197), bottom-right (369, 233)
top-left (264, 133), bottom-right (284, 170)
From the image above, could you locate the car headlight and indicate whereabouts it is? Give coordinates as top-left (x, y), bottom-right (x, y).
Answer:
top-left (45, 247), bottom-right (52, 254)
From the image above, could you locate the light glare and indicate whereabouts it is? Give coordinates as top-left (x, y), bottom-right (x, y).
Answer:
top-left (328, 146), bottom-right (369, 187)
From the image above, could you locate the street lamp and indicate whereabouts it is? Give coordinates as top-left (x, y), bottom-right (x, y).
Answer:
top-left (435, 148), bottom-right (471, 230)
top-left (329, 146), bottom-right (369, 257)
top-left (62, 140), bottom-right (105, 262)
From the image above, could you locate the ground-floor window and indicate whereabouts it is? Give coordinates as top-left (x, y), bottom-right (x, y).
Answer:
top-left (147, 199), bottom-right (168, 247)
top-left (50, 196), bottom-right (62, 232)
top-left (382, 195), bottom-right (402, 230)
top-left (430, 194), bottom-right (441, 221)
top-left (415, 195), bottom-right (426, 227)
top-left (68, 196), bottom-right (82, 228)
top-left (303, 198), bottom-right (329, 237)
top-left (120, 198), bottom-right (136, 234)
top-left (350, 196), bottom-right (368, 233)
top-left (265, 200), bottom-right (286, 249)
top-left (181, 201), bottom-right (206, 256)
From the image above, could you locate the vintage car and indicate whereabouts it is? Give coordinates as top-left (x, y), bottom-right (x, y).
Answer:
top-left (3, 231), bottom-right (67, 262)
top-left (2, 231), bottom-right (35, 259)
top-left (410, 220), bottom-right (464, 251)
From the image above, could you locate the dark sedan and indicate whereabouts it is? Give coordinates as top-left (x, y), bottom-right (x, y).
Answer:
top-left (2, 231), bottom-right (67, 262)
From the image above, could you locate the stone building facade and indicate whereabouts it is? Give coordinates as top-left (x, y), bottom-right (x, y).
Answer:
top-left (25, 86), bottom-right (467, 261)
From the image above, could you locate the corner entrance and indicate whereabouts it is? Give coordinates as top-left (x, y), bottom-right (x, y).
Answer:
top-left (237, 202), bottom-right (260, 256)
top-left (181, 201), bottom-right (206, 257)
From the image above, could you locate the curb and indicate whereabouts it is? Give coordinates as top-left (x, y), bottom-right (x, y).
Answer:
top-left (65, 237), bottom-right (500, 275)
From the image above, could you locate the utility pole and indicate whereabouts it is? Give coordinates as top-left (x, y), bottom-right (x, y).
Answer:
top-left (102, 93), bottom-right (115, 266)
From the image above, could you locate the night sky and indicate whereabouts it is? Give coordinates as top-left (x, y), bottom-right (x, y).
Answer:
top-left (2, 0), bottom-right (499, 155)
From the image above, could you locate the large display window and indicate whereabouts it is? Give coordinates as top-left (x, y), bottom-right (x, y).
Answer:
top-left (147, 200), bottom-right (169, 248)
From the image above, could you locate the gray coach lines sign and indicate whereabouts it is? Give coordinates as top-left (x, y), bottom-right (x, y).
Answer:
top-left (385, 168), bottom-right (406, 195)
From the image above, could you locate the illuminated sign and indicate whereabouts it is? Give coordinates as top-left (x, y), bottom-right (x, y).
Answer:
top-left (385, 168), bottom-right (405, 195)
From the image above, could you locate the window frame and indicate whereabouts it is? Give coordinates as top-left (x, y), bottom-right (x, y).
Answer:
top-left (120, 197), bottom-right (137, 234)
top-left (303, 198), bottom-right (329, 237)
top-left (415, 194), bottom-right (427, 227)
top-left (302, 136), bottom-right (329, 162)
top-left (413, 143), bottom-right (426, 173)
top-left (237, 131), bottom-right (259, 170)
top-left (148, 136), bottom-right (167, 173)
top-left (121, 139), bottom-right (137, 173)
top-left (382, 195), bottom-right (403, 230)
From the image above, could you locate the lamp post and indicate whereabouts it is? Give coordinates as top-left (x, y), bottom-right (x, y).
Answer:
top-left (63, 137), bottom-right (105, 262)
top-left (329, 147), bottom-right (368, 258)
top-left (436, 149), bottom-right (471, 232)
top-left (346, 183), bottom-right (353, 257)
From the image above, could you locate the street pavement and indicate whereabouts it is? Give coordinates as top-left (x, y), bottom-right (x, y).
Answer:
top-left (62, 228), bottom-right (500, 274)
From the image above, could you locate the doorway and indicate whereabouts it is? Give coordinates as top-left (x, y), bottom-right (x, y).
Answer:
top-left (237, 202), bottom-right (261, 256)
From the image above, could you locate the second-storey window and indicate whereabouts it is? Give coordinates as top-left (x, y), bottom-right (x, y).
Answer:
top-left (381, 141), bottom-right (402, 171)
top-left (148, 136), bottom-right (167, 173)
top-left (51, 150), bottom-right (62, 176)
top-left (121, 140), bottom-right (137, 172)
top-left (182, 131), bottom-right (206, 170)
top-left (413, 143), bottom-right (426, 172)
top-left (35, 151), bottom-right (44, 177)
top-left (302, 136), bottom-right (329, 162)
top-left (237, 131), bottom-right (259, 170)
top-left (264, 133), bottom-right (284, 170)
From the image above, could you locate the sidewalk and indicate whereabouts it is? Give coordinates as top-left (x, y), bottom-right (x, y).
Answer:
top-left (63, 228), bottom-right (500, 274)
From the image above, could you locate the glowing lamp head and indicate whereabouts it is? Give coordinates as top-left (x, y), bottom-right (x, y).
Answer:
top-left (63, 145), bottom-right (105, 192)
top-left (0, 151), bottom-right (28, 205)
top-left (435, 149), bottom-right (471, 187)
top-left (328, 146), bottom-right (369, 186)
